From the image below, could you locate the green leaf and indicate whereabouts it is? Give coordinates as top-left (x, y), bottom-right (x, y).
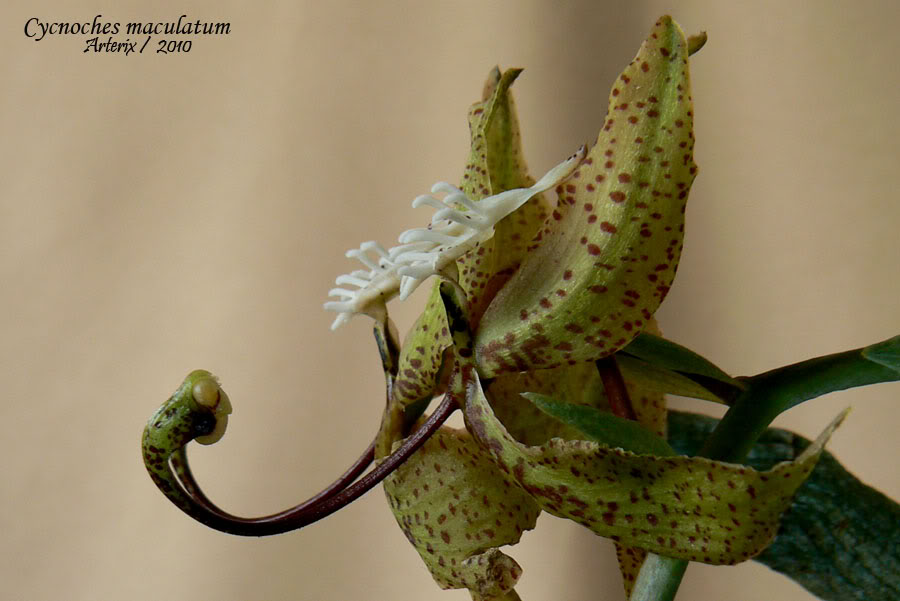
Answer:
top-left (668, 410), bottom-right (900, 601)
top-left (522, 392), bottom-right (675, 457)
top-left (861, 334), bottom-right (900, 375)
top-left (465, 370), bottom-right (846, 565)
top-left (617, 353), bottom-right (727, 404)
top-left (621, 332), bottom-right (740, 387)
top-left (475, 16), bottom-right (699, 376)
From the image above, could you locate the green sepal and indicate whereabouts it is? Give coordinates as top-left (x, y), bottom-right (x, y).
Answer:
top-left (465, 370), bottom-right (847, 565)
top-left (523, 392), bottom-right (675, 457)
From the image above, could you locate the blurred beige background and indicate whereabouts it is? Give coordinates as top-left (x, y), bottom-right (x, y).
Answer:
top-left (1, 1), bottom-right (897, 600)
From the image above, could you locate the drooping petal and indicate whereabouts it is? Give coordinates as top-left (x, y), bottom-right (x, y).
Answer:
top-left (475, 16), bottom-right (698, 376)
top-left (464, 369), bottom-right (847, 565)
top-left (383, 425), bottom-right (540, 601)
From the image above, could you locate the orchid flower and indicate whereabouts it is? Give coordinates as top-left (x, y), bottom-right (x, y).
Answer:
top-left (325, 17), bottom-right (844, 598)
top-left (143, 16), bottom-right (862, 601)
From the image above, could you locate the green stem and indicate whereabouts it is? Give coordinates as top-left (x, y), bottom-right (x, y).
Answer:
top-left (629, 337), bottom-right (900, 599)
top-left (630, 554), bottom-right (688, 601)
top-left (700, 343), bottom-right (898, 462)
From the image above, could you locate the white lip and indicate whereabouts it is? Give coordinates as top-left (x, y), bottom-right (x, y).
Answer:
top-left (324, 146), bottom-right (586, 330)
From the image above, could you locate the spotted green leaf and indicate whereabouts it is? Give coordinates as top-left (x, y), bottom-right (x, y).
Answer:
top-left (464, 370), bottom-right (846, 565)
top-left (475, 16), bottom-right (698, 376)
top-left (383, 425), bottom-right (540, 601)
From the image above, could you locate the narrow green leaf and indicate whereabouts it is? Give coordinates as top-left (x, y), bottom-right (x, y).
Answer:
top-left (668, 411), bottom-right (900, 601)
top-left (621, 332), bottom-right (741, 387)
top-left (861, 334), bottom-right (900, 375)
top-left (522, 392), bottom-right (675, 457)
top-left (617, 354), bottom-right (726, 404)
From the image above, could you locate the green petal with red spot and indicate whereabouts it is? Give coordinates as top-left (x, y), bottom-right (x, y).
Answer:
top-left (383, 425), bottom-right (540, 600)
top-left (626, 317), bottom-right (668, 439)
top-left (474, 16), bottom-right (698, 376)
top-left (464, 370), bottom-right (847, 565)
top-left (615, 315), bottom-right (666, 596)
top-left (391, 282), bottom-right (451, 408)
top-left (460, 67), bottom-right (532, 200)
top-left (457, 67), bottom-right (552, 327)
top-left (489, 363), bottom-right (667, 596)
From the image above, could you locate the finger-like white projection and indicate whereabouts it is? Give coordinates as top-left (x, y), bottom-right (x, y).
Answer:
top-left (324, 146), bottom-right (585, 330)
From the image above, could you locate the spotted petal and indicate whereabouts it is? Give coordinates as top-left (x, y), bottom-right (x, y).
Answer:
top-left (475, 16), bottom-right (698, 376)
top-left (383, 425), bottom-right (540, 600)
top-left (390, 283), bottom-right (452, 407)
top-left (455, 68), bottom-right (565, 327)
top-left (464, 369), bottom-right (847, 565)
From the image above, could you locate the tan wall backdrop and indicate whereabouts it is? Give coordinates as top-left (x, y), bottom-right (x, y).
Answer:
top-left (1, 2), bottom-right (897, 601)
